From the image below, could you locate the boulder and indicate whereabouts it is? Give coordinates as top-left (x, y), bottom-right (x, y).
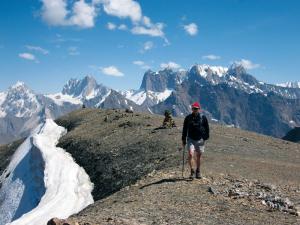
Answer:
top-left (47, 218), bottom-right (76, 225)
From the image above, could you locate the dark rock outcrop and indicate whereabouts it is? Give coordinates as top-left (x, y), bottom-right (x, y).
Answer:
top-left (140, 69), bottom-right (186, 92)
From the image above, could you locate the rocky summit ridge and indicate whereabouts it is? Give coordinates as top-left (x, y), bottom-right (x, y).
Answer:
top-left (54, 109), bottom-right (300, 224)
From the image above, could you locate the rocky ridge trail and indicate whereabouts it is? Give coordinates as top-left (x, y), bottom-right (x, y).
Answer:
top-left (66, 169), bottom-right (300, 225)
top-left (53, 109), bottom-right (300, 225)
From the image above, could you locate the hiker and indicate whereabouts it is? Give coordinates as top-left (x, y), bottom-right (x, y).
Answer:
top-left (182, 102), bottom-right (209, 179)
top-left (162, 110), bottom-right (176, 128)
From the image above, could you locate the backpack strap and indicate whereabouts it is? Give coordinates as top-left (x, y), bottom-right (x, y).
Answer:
top-left (199, 113), bottom-right (203, 124)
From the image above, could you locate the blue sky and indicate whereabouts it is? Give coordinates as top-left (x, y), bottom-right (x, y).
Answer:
top-left (0, 0), bottom-right (300, 93)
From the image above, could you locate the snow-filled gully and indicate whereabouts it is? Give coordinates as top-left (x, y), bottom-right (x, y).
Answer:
top-left (0, 119), bottom-right (94, 225)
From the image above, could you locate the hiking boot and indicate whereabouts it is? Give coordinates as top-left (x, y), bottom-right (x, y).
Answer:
top-left (189, 169), bottom-right (195, 179)
top-left (195, 169), bottom-right (202, 179)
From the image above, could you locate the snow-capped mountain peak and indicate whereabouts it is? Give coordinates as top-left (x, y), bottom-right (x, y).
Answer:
top-left (62, 75), bottom-right (99, 99)
top-left (0, 81), bottom-right (41, 118)
top-left (10, 81), bottom-right (27, 89)
top-left (49, 75), bottom-right (113, 106)
top-left (191, 64), bottom-right (228, 78)
top-left (125, 68), bottom-right (185, 106)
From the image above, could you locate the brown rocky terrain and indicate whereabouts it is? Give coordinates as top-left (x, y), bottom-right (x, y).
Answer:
top-left (1, 109), bottom-right (300, 224)
top-left (55, 109), bottom-right (300, 225)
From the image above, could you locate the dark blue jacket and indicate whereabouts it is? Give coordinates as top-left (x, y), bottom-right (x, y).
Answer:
top-left (182, 113), bottom-right (209, 144)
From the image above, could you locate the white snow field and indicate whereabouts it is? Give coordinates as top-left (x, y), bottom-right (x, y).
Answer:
top-left (0, 119), bottom-right (94, 225)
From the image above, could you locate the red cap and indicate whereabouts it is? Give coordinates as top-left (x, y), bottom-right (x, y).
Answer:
top-left (191, 102), bottom-right (201, 109)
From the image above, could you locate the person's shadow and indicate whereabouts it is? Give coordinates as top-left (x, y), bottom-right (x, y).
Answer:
top-left (139, 177), bottom-right (193, 189)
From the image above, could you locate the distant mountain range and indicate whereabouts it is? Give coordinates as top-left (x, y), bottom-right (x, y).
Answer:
top-left (151, 64), bottom-right (300, 137)
top-left (0, 76), bottom-right (140, 144)
top-left (0, 64), bottom-right (300, 144)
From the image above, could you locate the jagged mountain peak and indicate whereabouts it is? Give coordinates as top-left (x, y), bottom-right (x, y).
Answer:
top-left (10, 81), bottom-right (26, 88)
top-left (82, 75), bottom-right (97, 84)
top-left (144, 69), bottom-right (155, 74)
top-left (160, 67), bottom-right (175, 73)
top-left (1, 81), bottom-right (41, 118)
top-left (6, 81), bottom-right (36, 100)
top-left (228, 63), bottom-right (247, 75)
top-left (62, 75), bottom-right (106, 99)
top-left (8, 81), bottom-right (33, 93)
top-left (189, 64), bottom-right (228, 78)
top-left (139, 67), bottom-right (185, 92)
top-left (226, 64), bottom-right (258, 86)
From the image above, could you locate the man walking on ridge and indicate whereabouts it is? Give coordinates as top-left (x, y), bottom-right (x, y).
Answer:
top-left (182, 102), bottom-right (209, 179)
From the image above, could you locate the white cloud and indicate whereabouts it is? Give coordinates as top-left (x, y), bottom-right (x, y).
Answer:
top-left (234, 59), bottom-right (260, 70)
top-left (40, 0), bottom-right (167, 40)
top-left (130, 14), bottom-right (168, 43)
top-left (102, 0), bottom-right (142, 22)
top-left (130, 14), bottom-right (167, 42)
top-left (41, 0), bottom-right (69, 26)
top-left (202, 54), bottom-right (221, 60)
top-left (143, 41), bottom-right (154, 51)
top-left (19, 53), bottom-right (38, 62)
top-left (101, 66), bottom-right (124, 77)
top-left (107, 22), bottom-right (128, 31)
top-left (70, 0), bottom-right (97, 28)
top-left (184, 23), bottom-right (198, 36)
top-left (131, 18), bottom-right (166, 40)
top-left (160, 61), bottom-right (181, 70)
top-left (133, 60), bottom-right (144, 66)
top-left (142, 16), bottom-right (151, 27)
top-left (41, 0), bottom-right (98, 28)
top-left (52, 34), bottom-right (81, 44)
top-left (25, 45), bottom-right (49, 55)
top-left (107, 22), bottom-right (117, 30)
top-left (118, 24), bottom-right (127, 30)
top-left (68, 46), bottom-right (80, 56)
top-left (132, 24), bottom-right (164, 37)
top-left (133, 60), bottom-right (150, 69)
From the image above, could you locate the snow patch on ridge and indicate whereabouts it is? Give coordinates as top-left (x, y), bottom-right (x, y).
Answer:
top-left (95, 90), bottom-right (112, 107)
top-left (46, 93), bottom-right (83, 106)
top-left (123, 89), bottom-right (173, 105)
top-left (0, 119), bottom-right (94, 225)
top-left (123, 90), bottom-right (147, 105)
top-left (154, 89), bottom-right (173, 102)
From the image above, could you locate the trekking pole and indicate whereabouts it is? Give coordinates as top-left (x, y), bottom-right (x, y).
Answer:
top-left (182, 145), bottom-right (185, 178)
